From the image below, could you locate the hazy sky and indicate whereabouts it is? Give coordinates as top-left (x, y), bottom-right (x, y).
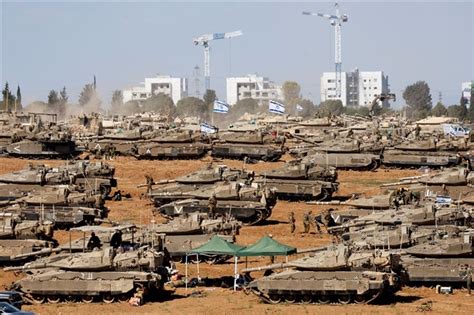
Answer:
top-left (1, 0), bottom-right (473, 108)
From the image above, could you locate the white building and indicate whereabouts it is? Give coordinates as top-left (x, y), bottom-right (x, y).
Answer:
top-left (226, 74), bottom-right (283, 106)
top-left (320, 69), bottom-right (390, 107)
top-left (462, 81), bottom-right (473, 103)
top-left (123, 75), bottom-right (188, 105)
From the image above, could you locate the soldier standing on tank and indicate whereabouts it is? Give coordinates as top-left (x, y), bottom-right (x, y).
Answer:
top-left (288, 212), bottom-right (296, 234)
top-left (414, 124), bottom-right (421, 140)
top-left (208, 193), bottom-right (217, 219)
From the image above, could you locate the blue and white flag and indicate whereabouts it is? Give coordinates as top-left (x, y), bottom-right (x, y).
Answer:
top-left (213, 100), bottom-right (229, 113)
top-left (269, 100), bottom-right (285, 115)
top-left (200, 122), bottom-right (218, 134)
top-left (296, 104), bottom-right (304, 112)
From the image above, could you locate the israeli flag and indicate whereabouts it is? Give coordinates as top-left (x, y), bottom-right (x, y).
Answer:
top-left (269, 100), bottom-right (285, 115)
top-left (200, 122), bottom-right (217, 134)
top-left (296, 104), bottom-right (304, 112)
top-left (213, 100), bottom-right (229, 113)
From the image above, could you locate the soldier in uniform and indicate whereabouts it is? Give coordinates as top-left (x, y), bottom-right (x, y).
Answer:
top-left (303, 211), bottom-right (312, 234)
top-left (208, 193), bottom-right (217, 219)
top-left (145, 175), bottom-right (154, 195)
top-left (465, 265), bottom-right (472, 295)
top-left (288, 211), bottom-right (296, 234)
top-left (414, 124), bottom-right (421, 139)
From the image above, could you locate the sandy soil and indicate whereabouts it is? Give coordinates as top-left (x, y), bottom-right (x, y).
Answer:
top-left (0, 156), bottom-right (471, 314)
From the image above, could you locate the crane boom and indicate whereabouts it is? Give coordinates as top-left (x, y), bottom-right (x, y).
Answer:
top-left (193, 30), bottom-right (243, 91)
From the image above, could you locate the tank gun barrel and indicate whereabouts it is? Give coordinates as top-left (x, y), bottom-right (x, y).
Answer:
top-left (241, 262), bottom-right (289, 273)
top-left (380, 180), bottom-right (420, 187)
top-left (6, 247), bottom-right (62, 263)
top-left (296, 245), bottom-right (330, 254)
top-left (306, 200), bottom-right (344, 205)
top-left (137, 179), bottom-right (176, 188)
top-left (327, 221), bottom-right (373, 233)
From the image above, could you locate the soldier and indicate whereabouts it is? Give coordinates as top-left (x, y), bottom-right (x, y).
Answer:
top-left (145, 175), bottom-right (154, 195)
top-left (87, 232), bottom-right (102, 250)
top-left (303, 211), bottom-right (312, 234)
top-left (288, 211), bottom-right (296, 234)
top-left (208, 193), bottom-right (217, 219)
top-left (466, 265), bottom-right (472, 296)
top-left (313, 215), bottom-right (322, 236)
top-left (110, 230), bottom-right (122, 249)
top-left (110, 144), bottom-right (116, 160)
top-left (440, 184), bottom-right (450, 197)
top-left (414, 124), bottom-right (421, 139)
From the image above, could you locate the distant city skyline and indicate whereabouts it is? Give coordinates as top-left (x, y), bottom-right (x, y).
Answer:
top-left (1, 1), bottom-right (472, 108)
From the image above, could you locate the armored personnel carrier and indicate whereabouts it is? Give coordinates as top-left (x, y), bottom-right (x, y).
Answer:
top-left (382, 149), bottom-right (461, 168)
top-left (245, 245), bottom-right (401, 304)
top-left (261, 160), bottom-right (337, 182)
top-left (4, 204), bottom-right (106, 229)
top-left (211, 143), bottom-right (283, 161)
top-left (6, 139), bottom-right (77, 159)
top-left (303, 153), bottom-right (381, 171)
top-left (157, 198), bottom-right (272, 225)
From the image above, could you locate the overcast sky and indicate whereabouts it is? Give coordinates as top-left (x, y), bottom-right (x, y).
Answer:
top-left (1, 0), bottom-right (473, 108)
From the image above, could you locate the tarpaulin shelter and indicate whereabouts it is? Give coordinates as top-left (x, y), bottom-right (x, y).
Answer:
top-left (186, 235), bottom-right (244, 291)
top-left (237, 236), bottom-right (296, 257)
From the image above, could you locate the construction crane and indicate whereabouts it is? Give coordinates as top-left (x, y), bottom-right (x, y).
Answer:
top-left (303, 3), bottom-right (348, 99)
top-left (193, 30), bottom-right (243, 91)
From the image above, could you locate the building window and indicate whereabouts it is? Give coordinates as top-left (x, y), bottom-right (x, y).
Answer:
top-left (374, 86), bottom-right (378, 90)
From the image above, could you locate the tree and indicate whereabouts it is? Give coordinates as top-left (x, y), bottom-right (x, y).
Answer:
top-left (431, 102), bottom-right (447, 117)
top-left (469, 83), bottom-right (474, 122)
top-left (402, 81), bottom-right (432, 119)
top-left (48, 90), bottom-right (60, 107)
top-left (16, 85), bottom-right (21, 107)
top-left (121, 100), bottom-right (141, 115)
top-left (78, 83), bottom-right (101, 112)
top-left (58, 86), bottom-right (68, 118)
top-left (111, 90), bottom-right (123, 113)
top-left (203, 89), bottom-right (217, 106)
top-left (229, 98), bottom-right (259, 119)
top-left (319, 100), bottom-right (344, 116)
top-left (295, 98), bottom-right (316, 118)
top-left (447, 105), bottom-right (467, 120)
top-left (282, 81), bottom-right (301, 112)
top-left (343, 106), bottom-right (370, 117)
top-left (1, 82), bottom-right (17, 111)
top-left (142, 93), bottom-right (176, 118)
top-left (177, 97), bottom-right (208, 119)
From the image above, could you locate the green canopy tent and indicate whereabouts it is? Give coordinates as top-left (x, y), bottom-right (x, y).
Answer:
top-left (237, 236), bottom-right (296, 257)
top-left (186, 235), bottom-right (244, 291)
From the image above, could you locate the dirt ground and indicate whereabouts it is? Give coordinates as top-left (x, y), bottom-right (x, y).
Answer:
top-left (0, 156), bottom-right (472, 314)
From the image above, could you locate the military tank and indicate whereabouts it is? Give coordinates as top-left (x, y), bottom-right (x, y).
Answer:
top-left (405, 228), bottom-right (473, 258)
top-left (245, 245), bottom-right (401, 304)
top-left (0, 239), bottom-right (56, 264)
top-left (6, 244), bottom-right (170, 304)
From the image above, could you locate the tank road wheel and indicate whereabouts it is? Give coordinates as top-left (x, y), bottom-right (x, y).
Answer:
top-left (64, 295), bottom-right (77, 303)
top-left (354, 294), bottom-right (367, 304)
top-left (102, 294), bottom-right (115, 304)
top-left (284, 295), bottom-right (296, 304)
top-left (47, 296), bottom-right (61, 304)
top-left (30, 295), bottom-right (45, 304)
top-left (81, 296), bottom-right (94, 304)
top-left (268, 294), bottom-right (282, 304)
top-left (317, 296), bottom-right (330, 304)
top-left (337, 295), bottom-right (352, 304)
top-left (300, 295), bottom-right (313, 304)
top-left (117, 294), bottom-right (130, 303)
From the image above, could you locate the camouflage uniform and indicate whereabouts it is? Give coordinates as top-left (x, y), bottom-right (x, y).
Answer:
top-left (288, 212), bottom-right (296, 234)
top-left (303, 211), bottom-right (312, 234)
top-left (208, 194), bottom-right (217, 219)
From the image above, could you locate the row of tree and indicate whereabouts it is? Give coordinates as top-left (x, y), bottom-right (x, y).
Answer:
top-left (0, 82), bottom-right (22, 111)
top-left (2, 79), bottom-right (473, 122)
top-left (403, 80), bottom-right (474, 121)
